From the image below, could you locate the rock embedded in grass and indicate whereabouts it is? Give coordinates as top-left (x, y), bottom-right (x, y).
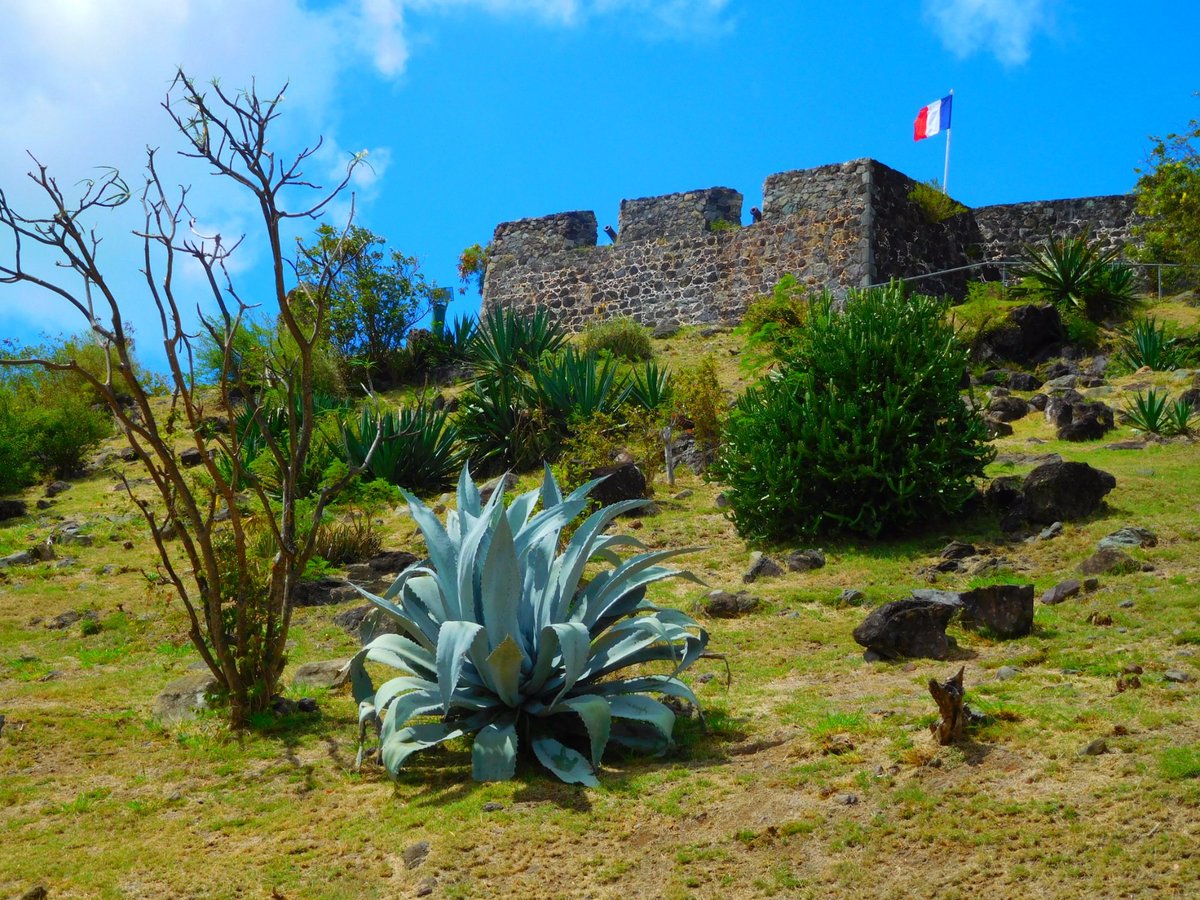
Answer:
top-left (1040, 579), bottom-right (1082, 605)
top-left (1098, 527), bottom-right (1157, 551)
top-left (786, 549), bottom-right (825, 572)
top-left (852, 593), bottom-right (962, 660)
top-left (291, 660), bottom-right (350, 691)
top-left (153, 671), bottom-right (219, 723)
top-left (743, 552), bottom-right (783, 583)
top-left (1080, 548), bottom-right (1149, 576)
top-left (1022, 461), bottom-right (1116, 524)
top-left (703, 590), bottom-right (761, 618)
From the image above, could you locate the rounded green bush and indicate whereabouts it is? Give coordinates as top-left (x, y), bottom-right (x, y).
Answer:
top-left (578, 315), bottom-right (654, 362)
top-left (711, 284), bottom-right (993, 541)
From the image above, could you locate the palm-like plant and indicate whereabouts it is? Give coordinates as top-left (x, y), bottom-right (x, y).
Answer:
top-left (345, 465), bottom-right (708, 785)
top-left (341, 401), bottom-right (463, 493)
top-left (1118, 317), bottom-right (1178, 371)
top-left (471, 306), bottom-right (567, 375)
top-left (532, 346), bottom-right (633, 423)
top-left (1123, 389), bottom-right (1172, 434)
top-left (1015, 234), bottom-right (1137, 322)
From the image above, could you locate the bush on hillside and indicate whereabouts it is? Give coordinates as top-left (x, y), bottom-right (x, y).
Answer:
top-left (711, 283), bottom-right (993, 541)
top-left (577, 315), bottom-right (654, 362)
top-left (1014, 234), bottom-right (1137, 323)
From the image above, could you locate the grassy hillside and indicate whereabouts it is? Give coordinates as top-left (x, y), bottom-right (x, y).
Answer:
top-left (1, 307), bottom-right (1198, 899)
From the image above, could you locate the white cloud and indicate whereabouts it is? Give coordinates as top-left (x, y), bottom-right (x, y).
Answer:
top-left (923, 0), bottom-right (1055, 66)
top-left (0, 0), bottom-right (729, 353)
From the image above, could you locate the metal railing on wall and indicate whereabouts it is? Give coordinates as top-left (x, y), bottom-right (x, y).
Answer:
top-left (871, 260), bottom-right (1200, 300)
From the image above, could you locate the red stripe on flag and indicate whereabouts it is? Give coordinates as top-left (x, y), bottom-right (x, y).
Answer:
top-left (913, 107), bottom-right (929, 141)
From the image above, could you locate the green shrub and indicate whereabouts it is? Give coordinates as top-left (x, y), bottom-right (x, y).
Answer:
top-left (671, 356), bottom-right (726, 459)
top-left (24, 390), bottom-right (112, 477)
top-left (0, 388), bottom-right (37, 495)
top-left (457, 373), bottom-right (555, 473)
top-left (471, 306), bottom-right (566, 375)
top-left (532, 346), bottom-right (632, 426)
top-left (553, 407), bottom-right (665, 496)
top-left (577, 315), bottom-right (654, 362)
top-left (1118, 317), bottom-right (1179, 371)
top-left (346, 464), bottom-right (707, 785)
top-left (738, 274), bottom-right (809, 368)
top-left (1014, 234), bottom-right (1138, 322)
top-left (628, 360), bottom-right (673, 411)
top-left (711, 284), bottom-right (993, 541)
top-left (312, 508), bottom-right (383, 566)
top-left (1123, 389), bottom-right (1196, 436)
top-left (341, 401), bottom-right (463, 494)
top-left (908, 179), bottom-right (968, 223)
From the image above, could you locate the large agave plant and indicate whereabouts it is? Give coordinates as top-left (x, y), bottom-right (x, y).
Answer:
top-left (345, 465), bottom-right (708, 786)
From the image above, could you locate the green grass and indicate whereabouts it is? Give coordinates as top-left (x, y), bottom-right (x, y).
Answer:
top-left (2, 312), bottom-right (1200, 897)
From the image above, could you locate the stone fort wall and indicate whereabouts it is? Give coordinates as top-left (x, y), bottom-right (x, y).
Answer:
top-left (481, 158), bottom-right (1140, 332)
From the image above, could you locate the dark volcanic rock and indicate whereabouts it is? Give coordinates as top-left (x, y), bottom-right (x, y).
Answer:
top-left (1022, 461), bottom-right (1116, 524)
top-left (1056, 401), bottom-right (1115, 442)
top-left (366, 550), bottom-right (419, 573)
top-left (958, 584), bottom-right (1035, 638)
top-left (332, 604), bottom-right (401, 640)
top-left (852, 594), bottom-right (963, 660)
top-left (1040, 579), bottom-right (1082, 605)
top-left (982, 305), bottom-right (1066, 363)
top-left (744, 552), bottom-right (784, 583)
top-left (1008, 372), bottom-right (1043, 392)
top-left (0, 499), bottom-right (27, 522)
top-left (703, 590), bottom-right (761, 618)
top-left (1080, 548), bottom-right (1149, 576)
top-left (153, 671), bottom-right (219, 723)
top-left (786, 549), bottom-right (826, 572)
top-left (293, 577), bottom-right (357, 607)
top-left (988, 396), bottom-right (1030, 422)
top-left (1098, 526), bottom-right (1157, 551)
top-left (589, 462), bottom-right (648, 507)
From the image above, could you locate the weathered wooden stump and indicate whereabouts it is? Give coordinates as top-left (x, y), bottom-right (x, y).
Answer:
top-left (928, 666), bottom-right (968, 745)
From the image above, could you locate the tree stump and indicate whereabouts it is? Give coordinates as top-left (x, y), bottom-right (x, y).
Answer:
top-left (928, 666), bottom-right (968, 745)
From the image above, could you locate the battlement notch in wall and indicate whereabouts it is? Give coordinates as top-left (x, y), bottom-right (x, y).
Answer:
top-left (491, 210), bottom-right (597, 261)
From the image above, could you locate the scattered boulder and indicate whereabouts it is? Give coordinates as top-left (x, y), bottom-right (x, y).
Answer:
top-left (1008, 372), bottom-right (1043, 392)
top-left (293, 577), bottom-right (357, 607)
top-left (852, 593), bottom-right (963, 660)
top-left (404, 841), bottom-right (432, 870)
top-left (153, 671), bottom-right (219, 723)
top-left (0, 499), bottom-right (27, 522)
top-left (332, 604), bottom-right (402, 640)
top-left (957, 584), bottom-right (1035, 638)
top-left (480, 472), bottom-right (520, 502)
top-left (981, 304), bottom-right (1065, 363)
top-left (1098, 526), bottom-right (1157, 551)
top-left (0, 550), bottom-right (34, 568)
top-left (838, 589), bottom-right (866, 605)
top-left (743, 552), bottom-right (784, 583)
top-left (291, 659), bottom-right (350, 691)
top-left (987, 396), bottom-right (1030, 422)
top-left (589, 462), bottom-right (648, 507)
top-left (1164, 670), bottom-right (1194, 684)
top-left (179, 447), bottom-right (209, 468)
top-left (1080, 738), bottom-right (1108, 756)
top-left (44, 480), bottom-right (72, 498)
top-left (366, 550), bottom-right (419, 574)
top-left (1022, 461), bottom-right (1116, 524)
top-left (1040, 579), bottom-right (1082, 605)
top-left (984, 416), bottom-right (1014, 438)
top-left (1056, 401), bottom-right (1115, 442)
top-left (786, 549), bottom-right (826, 572)
top-left (703, 590), bottom-right (761, 618)
top-left (995, 665), bottom-right (1021, 681)
top-left (1080, 548), bottom-right (1148, 576)
top-left (1037, 521), bottom-right (1064, 541)
top-left (940, 541), bottom-right (976, 560)
top-left (1027, 393), bottom-right (1049, 411)
top-left (1106, 439), bottom-right (1148, 451)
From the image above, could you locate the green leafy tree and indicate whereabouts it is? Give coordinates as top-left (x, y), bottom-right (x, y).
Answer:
top-left (1134, 106), bottom-right (1200, 281)
top-left (298, 224), bottom-right (433, 387)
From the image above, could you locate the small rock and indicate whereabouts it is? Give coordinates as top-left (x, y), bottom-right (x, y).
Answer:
top-left (122, 540), bottom-right (134, 551)
top-left (1164, 669), bottom-right (1194, 684)
top-left (45, 609), bottom-right (83, 630)
top-left (1083, 577), bottom-right (1100, 592)
top-left (45, 480), bottom-right (73, 497)
top-left (367, 550), bottom-right (419, 574)
top-left (671, 489), bottom-right (694, 500)
top-left (270, 695), bottom-right (297, 716)
top-left (416, 877), bottom-right (437, 897)
top-left (715, 492), bottom-right (730, 509)
top-left (1080, 738), bottom-right (1108, 756)
top-left (995, 665), bottom-right (1021, 681)
top-left (1080, 548), bottom-right (1148, 576)
top-left (1098, 526), bottom-right (1157, 552)
top-left (1040, 579), bottom-right (1081, 605)
top-left (297, 698), bottom-right (319, 714)
top-left (939, 540), bottom-right (976, 560)
top-left (404, 841), bottom-right (431, 870)
top-left (0, 550), bottom-right (34, 568)
top-left (743, 552), bottom-right (783, 583)
top-left (153, 671), bottom-right (219, 723)
top-left (786, 549), bottom-right (825, 572)
top-left (35, 499), bottom-right (53, 510)
top-left (695, 673), bottom-right (715, 685)
top-left (703, 590), bottom-right (761, 618)
top-left (1118, 599), bottom-right (1134, 609)
top-left (1038, 522), bottom-right (1063, 541)
top-left (837, 793), bottom-right (859, 806)
top-left (482, 802), bottom-right (505, 813)
top-left (1122, 664), bottom-right (1143, 675)
top-left (1087, 612), bottom-right (1113, 626)
top-left (18, 887), bottom-right (48, 900)
top-left (291, 660), bottom-right (350, 691)
top-left (1023, 461), bottom-right (1116, 525)
top-left (958, 584), bottom-right (1035, 638)
top-left (838, 589), bottom-right (866, 605)
top-left (480, 472), bottom-right (520, 503)
top-left (852, 593), bottom-right (962, 660)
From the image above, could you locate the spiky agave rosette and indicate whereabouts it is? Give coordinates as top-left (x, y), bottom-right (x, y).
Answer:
top-left (345, 465), bottom-right (709, 786)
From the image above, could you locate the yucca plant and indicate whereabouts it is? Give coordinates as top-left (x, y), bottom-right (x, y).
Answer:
top-left (1014, 234), bottom-right (1137, 322)
top-left (345, 465), bottom-right (709, 786)
top-left (1166, 398), bottom-right (1198, 437)
top-left (533, 346), bottom-right (633, 423)
top-left (628, 360), bottom-right (673, 411)
top-left (342, 401), bottom-right (463, 493)
top-left (1118, 317), bottom-right (1178, 371)
top-left (471, 306), bottom-right (567, 375)
top-left (456, 372), bottom-right (555, 472)
top-left (1123, 389), bottom-right (1172, 435)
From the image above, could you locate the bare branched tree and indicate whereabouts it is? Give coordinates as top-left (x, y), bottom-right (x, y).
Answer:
top-left (0, 70), bottom-right (380, 726)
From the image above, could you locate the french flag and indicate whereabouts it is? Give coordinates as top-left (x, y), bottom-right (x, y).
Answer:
top-left (914, 94), bottom-right (952, 141)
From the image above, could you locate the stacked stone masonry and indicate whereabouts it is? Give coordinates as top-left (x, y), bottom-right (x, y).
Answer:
top-left (482, 158), bottom-right (1141, 332)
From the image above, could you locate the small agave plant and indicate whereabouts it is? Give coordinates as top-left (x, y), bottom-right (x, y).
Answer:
top-left (345, 465), bottom-right (709, 786)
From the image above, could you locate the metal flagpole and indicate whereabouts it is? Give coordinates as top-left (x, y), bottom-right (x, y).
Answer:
top-left (942, 89), bottom-right (953, 195)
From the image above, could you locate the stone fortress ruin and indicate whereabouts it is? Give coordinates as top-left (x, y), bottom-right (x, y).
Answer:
top-left (481, 158), bottom-right (1140, 331)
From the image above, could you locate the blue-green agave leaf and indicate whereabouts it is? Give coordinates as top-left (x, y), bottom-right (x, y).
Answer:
top-left (436, 621), bottom-right (485, 713)
top-left (456, 463), bottom-right (483, 519)
top-left (608, 693), bottom-right (676, 740)
top-left (531, 731), bottom-right (599, 787)
top-left (554, 694), bottom-right (613, 770)
top-left (527, 621), bottom-right (591, 700)
top-left (381, 722), bottom-right (465, 777)
top-left (401, 491), bottom-right (461, 619)
top-left (471, 714), bottom-right (519, 782)
top-left (479, 634), bottom-right (525, 708)
top-left (481, 507), bottom-right (522, 653)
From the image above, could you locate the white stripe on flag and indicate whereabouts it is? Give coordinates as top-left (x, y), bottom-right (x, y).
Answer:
top-left (924, 99), bottom-right (942, 137)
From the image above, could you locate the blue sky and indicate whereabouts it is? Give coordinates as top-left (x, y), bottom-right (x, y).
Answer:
top-left (1, 0), bottom-right (1197, 371)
